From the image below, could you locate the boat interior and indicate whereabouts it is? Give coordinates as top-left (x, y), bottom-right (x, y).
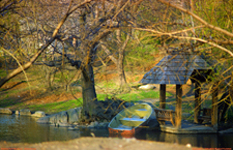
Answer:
top-left (109, 103), bottom-right (152, 130)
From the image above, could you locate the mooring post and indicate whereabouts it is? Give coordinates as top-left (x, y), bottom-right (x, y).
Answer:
top-left (175, 84), bottom-right (182, 128)
top-left (160, 84), bottom-right (166, 109)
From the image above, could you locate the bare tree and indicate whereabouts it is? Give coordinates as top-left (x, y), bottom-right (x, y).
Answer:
top-left (1, 0), bottom-right (233, 123)
top-left (100, 30), bottom-right (130, 92)
top-left (1, 0), bottom-right (139, 118)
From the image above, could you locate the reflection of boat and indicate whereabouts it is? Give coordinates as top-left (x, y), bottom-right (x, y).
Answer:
top-left (108, 103), bottom-right (156, 137)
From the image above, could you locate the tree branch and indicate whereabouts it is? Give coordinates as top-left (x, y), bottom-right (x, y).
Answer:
top-left (133, 27), bottom-right (233, 57)
top-left (0, 0), bottom-right (93, 88)
top-left (54, 49), bottom-right (82, 69)
top-left (172, 36), bottom-right (233, 57)
top-left (99, 41), bottom-right (118, 65)
top-left (158, 0), bottom-right (233, 38)
top-left (0, 37), bottom-right (56, 88)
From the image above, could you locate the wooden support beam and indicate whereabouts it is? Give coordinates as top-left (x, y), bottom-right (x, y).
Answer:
top-left (175, 84), bottom-right (182, 128)
top-left (211, 83), bottom-right (218, 128)
top-left (160, 84), bottom-right (166, 109)
top-left (194, 82), bottom-right (201, 123)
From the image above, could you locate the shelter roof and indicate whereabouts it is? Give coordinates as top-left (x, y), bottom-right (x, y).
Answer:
top-left (140, 53), bottom-right (211, 85)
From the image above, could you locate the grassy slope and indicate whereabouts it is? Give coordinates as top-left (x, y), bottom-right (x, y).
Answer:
top-left (0, 66), bottom-right (166, 114)
top-left (23, 91), bottom-right (165, 114)
top-left (2, 66), bottom-right (228, 120)
top-left (0, 65), bottom-right (206, 118)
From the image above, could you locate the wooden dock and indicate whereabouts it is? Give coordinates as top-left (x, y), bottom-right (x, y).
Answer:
top-left (155, 120), bottom-right (218, 134)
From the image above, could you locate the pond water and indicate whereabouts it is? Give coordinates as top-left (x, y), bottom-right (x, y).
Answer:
top-left (0, 114), bottom-right (108, 143)
top-left (0, 114), bottom-right (233, 148)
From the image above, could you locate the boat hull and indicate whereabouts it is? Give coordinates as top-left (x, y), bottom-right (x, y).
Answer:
top-left (108, 127), bottom-right (136, 137)
top-left (108, 122), bottom-right (148, 137)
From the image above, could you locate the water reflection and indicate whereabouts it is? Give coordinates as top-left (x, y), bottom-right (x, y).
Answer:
top-left (0, 114), bottom-right (108, 143)
top-left (0, 114), bottom-right (233, 148)
top-left (218, 134), bottom-right (233, 148)
top-left (136, 129), bottom-right (233, 148)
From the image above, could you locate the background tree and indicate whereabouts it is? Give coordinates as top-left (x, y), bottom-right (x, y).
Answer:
top-left (0, 0), bottom-right (95, 112)
top-left (100, 29), bottom-right (130, 92)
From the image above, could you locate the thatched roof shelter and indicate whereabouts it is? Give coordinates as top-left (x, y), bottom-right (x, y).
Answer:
top-left (140, 50), bottom-right (218, 128)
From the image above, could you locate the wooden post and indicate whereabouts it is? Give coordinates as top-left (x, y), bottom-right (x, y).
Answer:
top-left (194, 82), bottom-right (201, 123)
top-left (160, 84), bottom-right (166, 109)
top-left (175, 84), bottom-right (182, 128)
top-left (211, 83), bottom-right (218, 128)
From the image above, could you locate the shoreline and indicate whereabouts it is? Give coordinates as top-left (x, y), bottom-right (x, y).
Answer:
top-left (0, 137), bottom-right (198, 150)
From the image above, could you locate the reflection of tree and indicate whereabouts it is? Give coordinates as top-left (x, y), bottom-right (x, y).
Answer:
top-left (137, 130), bottom-right (219, 148)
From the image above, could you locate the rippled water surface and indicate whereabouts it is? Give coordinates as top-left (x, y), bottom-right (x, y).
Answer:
top-left (0, 114), bottom-right (233, 148)
top-left (136, 129), bottom-right (233, 148)
top-left (0, 114), bottom-right (108, 143)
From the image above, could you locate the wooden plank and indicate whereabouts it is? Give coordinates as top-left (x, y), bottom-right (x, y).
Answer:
top-left (211, 83), bottom-right (218, 128)
top-left (175, 84), bottom-right (182, 128)
top-left (160, 84), bottom-right (166, 109)
top-left (198, 108), bottom-right (211, 124)
top-left (154, 109), bottom-right (175, 126)
top-left (194, 82), bottom-right (201, 123)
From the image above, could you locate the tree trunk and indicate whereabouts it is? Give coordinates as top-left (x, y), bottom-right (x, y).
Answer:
top-left (117, 52), bottom-right (127, 87)
top-left (117, 34), bottom-right (130, 91)
top-left (81, 64), bottom-right (97, 117)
